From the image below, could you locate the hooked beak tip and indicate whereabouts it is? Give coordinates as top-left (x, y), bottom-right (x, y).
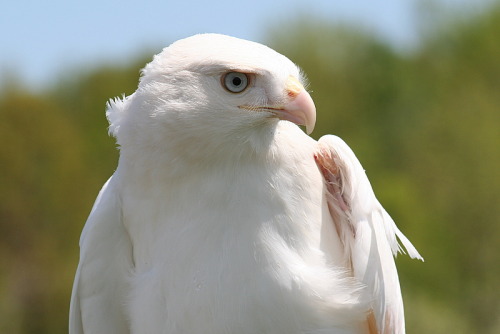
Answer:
top-left (282, 85), bottom-right (317, 135)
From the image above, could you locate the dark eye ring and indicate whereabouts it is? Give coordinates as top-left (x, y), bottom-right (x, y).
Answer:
top-left (222, 72), bottom-right (250, 93)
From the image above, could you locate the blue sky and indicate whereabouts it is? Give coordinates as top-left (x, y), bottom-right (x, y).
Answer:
top-left (0, 0), bottom-right (490, 89)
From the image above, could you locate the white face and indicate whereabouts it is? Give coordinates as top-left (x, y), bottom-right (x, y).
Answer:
top-left (108, 34), bottom-right (315, 160)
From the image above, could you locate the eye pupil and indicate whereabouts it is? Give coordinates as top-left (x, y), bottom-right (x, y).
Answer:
top-left (222, 72), bottom-right (249, 93)
top-left (232, 77), bottom-right (242, 86)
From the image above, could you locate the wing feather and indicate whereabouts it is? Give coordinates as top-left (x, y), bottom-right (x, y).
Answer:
top-left (69, 176), bottom-right (134, 334)
top-left (315, 135), bottom-right (422, 334)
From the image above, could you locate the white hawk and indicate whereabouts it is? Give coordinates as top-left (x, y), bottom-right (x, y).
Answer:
top-left (70, 33), bottom-right (422, 334)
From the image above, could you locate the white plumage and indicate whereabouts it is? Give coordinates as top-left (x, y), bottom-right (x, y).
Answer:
top-left (70, 33), bottom-right (422, 334)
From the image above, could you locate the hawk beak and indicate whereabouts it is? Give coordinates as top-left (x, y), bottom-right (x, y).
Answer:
top-left (273, 75), bottom-right (316, 134)
top-left (238, 75), bottom-right (317, 134)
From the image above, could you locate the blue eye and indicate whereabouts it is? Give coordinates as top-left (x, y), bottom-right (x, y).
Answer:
top-left (222, 72), bottom-right (249, 93)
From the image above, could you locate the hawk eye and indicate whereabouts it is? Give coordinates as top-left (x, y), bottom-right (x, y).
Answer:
top-left (222, 72), bottom-right (249, 93)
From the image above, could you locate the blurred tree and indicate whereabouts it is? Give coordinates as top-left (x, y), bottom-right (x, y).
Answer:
top-left (0, 59), bottom-right (149, 333)
top-left (0, 92), bottom-right (88, 333)
top-left (404, 4), bottom-right (500, 332)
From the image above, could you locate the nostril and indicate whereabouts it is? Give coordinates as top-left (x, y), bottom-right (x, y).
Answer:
top-left (285, 75), bottom-right (303, 98)
top-left (287, 90), bottom-right (299, 98)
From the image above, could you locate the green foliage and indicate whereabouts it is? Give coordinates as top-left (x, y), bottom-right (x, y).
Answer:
top-left (0, 62), bottom-right (147, 333)
top-left (0, 92), bottom-right (87, 333)
top-left (0, 4), bottom-right (498, 333)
